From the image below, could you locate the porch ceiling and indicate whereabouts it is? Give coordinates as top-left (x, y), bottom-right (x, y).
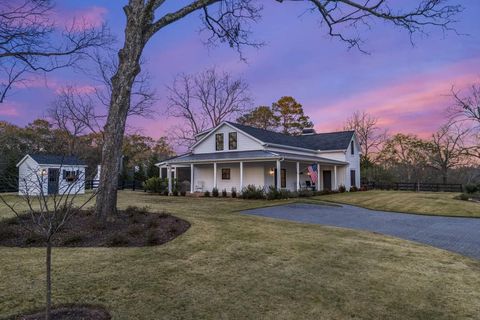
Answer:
top-left (157, 150), bottom-right (347, 166)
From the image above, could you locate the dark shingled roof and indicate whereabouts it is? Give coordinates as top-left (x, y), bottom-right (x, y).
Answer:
top-left (161, 150), bottom-right (346, 165)
top-left (30, 154), bottom-right (86, 166)
top-left (226, 122), bottom-right (354, 151)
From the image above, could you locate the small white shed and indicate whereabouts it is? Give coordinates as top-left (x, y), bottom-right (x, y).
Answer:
top-left (16, 154), bottom-right (87, 196)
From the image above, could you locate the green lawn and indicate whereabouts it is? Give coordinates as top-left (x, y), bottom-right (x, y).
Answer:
top-left (316, 190), bottom-right (480, 217)
top-left (1, 192), bottom-right (479, 319)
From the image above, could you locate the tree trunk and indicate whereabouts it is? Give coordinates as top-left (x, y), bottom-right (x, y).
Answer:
top-left (45, 241), bottom-right (52, 320)
top-left (95, 2), bottom-right (146, 222)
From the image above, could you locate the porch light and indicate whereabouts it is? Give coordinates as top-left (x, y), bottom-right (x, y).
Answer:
top-left (269, 168), bottom-right (274, 175)
top-left (38, 169), bottom-right (47, 176)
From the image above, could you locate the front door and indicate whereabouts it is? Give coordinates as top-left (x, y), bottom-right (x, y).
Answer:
top-left (323, 170), bottom-right (332, 191)
top-left (48, 168), bottom-right (59, 195)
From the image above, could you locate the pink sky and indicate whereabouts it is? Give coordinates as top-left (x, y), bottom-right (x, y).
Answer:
top-left (1, 1), bottom-right (480, 147)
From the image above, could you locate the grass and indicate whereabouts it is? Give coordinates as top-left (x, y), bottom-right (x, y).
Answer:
top-left (316, 190), bottom-right (480, 218)
top-left (0, 191), bottom-right (479, 319)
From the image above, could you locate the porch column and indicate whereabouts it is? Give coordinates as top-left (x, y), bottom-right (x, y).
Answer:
top-left (213, 162), bottom-right (217, 189)
top-left (296, 161), bottom-right (300, 191)
top-left (276, 160), bottom-right (281, 190)
top-left (173, 167), bottom-right (177, 180)
top-left (167, 164), bottom-right (172, 194)
top-left (239, 161), bottom-right (244, 191)
top-left (190, 163), bottom-right (194, 193)
top-left (334, 165), bottom-right (337, 190)
top-left (159, 166), bottom-right (162, 178)
top-left (316, 162), bottom-right (321, 191)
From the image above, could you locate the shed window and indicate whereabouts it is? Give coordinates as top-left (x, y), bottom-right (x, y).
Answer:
top-left (63, 170), bottom-right (79, 182)
top-left (215, 133), bottom-right (224, 151)
top-left (351, 141), bottom-right (354, 155)
top-left (229, 132), bottom-right (237, 150)
top-left (222, 168), bottom-right (231, 180)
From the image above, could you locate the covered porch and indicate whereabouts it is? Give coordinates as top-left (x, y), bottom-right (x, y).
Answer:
top-left (158, 150), bottom-right (347, 194)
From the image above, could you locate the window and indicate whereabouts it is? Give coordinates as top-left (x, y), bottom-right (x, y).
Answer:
top-left (222, 168), bottom-right (231, 180)
top-left (351, 140), bottom-right (354, 155)
top-left (63, 170), bottom-right (79, 182)
top-left (215, 133), bottom-right (224, 151)
top-left (350, 170), bottom-right (356, 187)
top-left (229, 132), bottom-right (237, 150)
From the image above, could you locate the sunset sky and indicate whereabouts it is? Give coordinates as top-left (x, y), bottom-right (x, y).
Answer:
top-left (1, 0), bottom-right (480, 142)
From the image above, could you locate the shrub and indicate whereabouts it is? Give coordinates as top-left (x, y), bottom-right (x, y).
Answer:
top-left (278, 189), bottom-right (293, 199)
top-left (458, 193), bottom-right (470, 201)
top-left (163, 190), bottom-right (169, 196)
top-left (266, 186), bottom-right (280, 200)
top-left (464, 184), bottom-right (478, 194)
top-left (143, 177), bottom-right (166, 193)
top-left (338, 185), bottom-right (346, 193)
top-left (231, 187), bottom-right (237, 198)
top-left (222, 189), bottom-right (228, 197)
top-left (204, 190), bottom-right (211, 197)
top-left (180, 190), bottom-right (186, 196)
top-left (241, 185), bottom-right (265, 199)
top-left (212, 187), bottom-right (219, 197)
top-left (350, 186), bottom-right (358, 192)
top-left (298, 189), bottom-right (314, 197)
top-left (179, 180), bottom-right (191, 194)
top-left (172, 189), bottom-right (179, 196)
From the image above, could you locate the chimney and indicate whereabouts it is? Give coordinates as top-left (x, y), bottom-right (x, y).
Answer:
top-left (301, 128), bottom-right (316, 135)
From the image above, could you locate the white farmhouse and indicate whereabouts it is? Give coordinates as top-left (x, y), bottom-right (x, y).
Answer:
top-left (16, 154), bottom-right (87, 196)
top-left (157, 122), bottom-right (360, 194)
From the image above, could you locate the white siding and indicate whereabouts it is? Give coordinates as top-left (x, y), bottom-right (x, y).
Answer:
top-left (18, 156), bottom-right (86, 196)
top-left (193, 123), bottom-right (263, 154)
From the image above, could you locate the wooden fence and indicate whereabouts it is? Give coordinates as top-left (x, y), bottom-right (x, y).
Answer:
top-left (363, 182), bottom-right (463, 192)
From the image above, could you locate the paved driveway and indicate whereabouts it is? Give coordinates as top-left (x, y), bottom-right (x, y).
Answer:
top-left (241, 203), bottom-right (480, 260)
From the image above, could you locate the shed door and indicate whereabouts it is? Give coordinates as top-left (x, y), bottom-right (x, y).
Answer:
top-left (48, 168), bottom-right (60, 195)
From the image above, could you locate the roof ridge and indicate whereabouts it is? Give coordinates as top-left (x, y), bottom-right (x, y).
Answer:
top-left (227, 121), bottom-right (353, 136)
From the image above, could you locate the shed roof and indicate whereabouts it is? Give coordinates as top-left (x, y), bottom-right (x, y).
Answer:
top-left (25, 154), bottom-right (86, 166)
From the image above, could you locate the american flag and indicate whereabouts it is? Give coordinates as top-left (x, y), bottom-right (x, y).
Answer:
top-left (307, 164), bottom-right (318, 184)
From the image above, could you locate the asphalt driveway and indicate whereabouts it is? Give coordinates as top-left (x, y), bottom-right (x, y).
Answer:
top-left (241, 203), bottom-right (480, 260)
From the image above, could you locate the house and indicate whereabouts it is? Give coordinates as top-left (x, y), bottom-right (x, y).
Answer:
top-left (156, 122), bottom-right (360, 194)
top-left (16, 154), bottom-right (87, 196)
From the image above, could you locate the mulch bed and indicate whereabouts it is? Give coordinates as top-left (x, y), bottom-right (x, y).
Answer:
top-left (7, 304), bottom-right (111, 320)
top-left (0, 207), bottom-right (190, 247)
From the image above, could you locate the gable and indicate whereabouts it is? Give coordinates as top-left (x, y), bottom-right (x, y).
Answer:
top-left (192, 123), bottom-right (264, 154)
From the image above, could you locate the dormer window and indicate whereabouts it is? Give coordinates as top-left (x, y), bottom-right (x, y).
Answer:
top-left (229, 132), bottom-right (237, 150)
top-left (351, 140), bottom-right (354, 155)
top-left (215, 133), bottom-right (224, 151)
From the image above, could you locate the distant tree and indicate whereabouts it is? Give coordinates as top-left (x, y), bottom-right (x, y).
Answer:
top-left (0, 0), bottom-right (109, 102)
top-left (344, 111), bottom-right (387, 166)
top-left (272, 96), bottom-right (313, 135)
top-left (167, 68), bottom-right (252, 147)
top-left (428, 121), bottom-right (472, 184)
top-left (450, 84), bottom-right (480, 128)
top-left (236, 105), bottom-right (279, 130)
top-left (378, 134), bottom-right (430, 184)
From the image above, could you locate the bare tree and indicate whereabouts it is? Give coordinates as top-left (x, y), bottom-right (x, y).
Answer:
top-left (344, 110), bottom-right (387, 164)
top-left (167, 68), bottom-right (252, 147)
top-left (450, 84), bottom-right (480, 128)
top-left (95, 0), bottom-right (462, 222)
top-left (47, 86), bottom-right (103, 153)
top-left (0, 0), bottom-right (109, 102)
top-left (0, 163), bottom-right (97, 320)
top-left (429, 121), bottom-right (471, 184)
